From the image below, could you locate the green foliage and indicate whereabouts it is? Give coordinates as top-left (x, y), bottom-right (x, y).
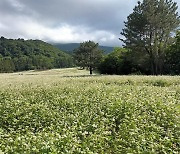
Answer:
top-left (0, 72), bottom-right (179, 153)
top-left (99, 47), bottom-right (130, 74)
top-left (121, 0), bottom-right (180, 75)
top-left (74, 41), bottom-right (103, 74)
top-left (0, 37), bottom-right (74, 72)
top-left (165, 31), bottom-right (180, 74)
top-left (0, 57), bottom-right (15, 73)
top-left (99, 47), bottom-right (151, 75)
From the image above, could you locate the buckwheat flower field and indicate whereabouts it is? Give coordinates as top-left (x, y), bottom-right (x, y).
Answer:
top-left (0, 68), bottom-right (179, 153)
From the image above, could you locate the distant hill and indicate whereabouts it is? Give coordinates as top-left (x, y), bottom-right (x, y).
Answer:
top-left (0, 37), bottom-right (74, 72)
top-left (52, 43), bottom-right (114, 54)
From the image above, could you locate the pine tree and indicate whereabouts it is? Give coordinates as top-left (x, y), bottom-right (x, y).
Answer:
top-left (121, 0), bottom-right (180, 75)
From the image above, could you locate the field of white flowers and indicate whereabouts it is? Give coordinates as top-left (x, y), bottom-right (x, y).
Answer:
top-left (0, 68), bottom-right (179, 153)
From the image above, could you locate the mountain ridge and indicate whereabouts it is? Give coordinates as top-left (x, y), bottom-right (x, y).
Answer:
top-left (52, 43), bottom-right (114, 54)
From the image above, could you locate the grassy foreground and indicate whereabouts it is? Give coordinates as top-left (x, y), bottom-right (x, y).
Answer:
top-left (0, 68), bottom-right (179, 153)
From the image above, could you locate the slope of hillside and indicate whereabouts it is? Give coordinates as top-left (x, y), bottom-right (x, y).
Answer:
top-left (0, 37), bottom-right (74, 72)
top-left (53, 43), bottom-right (114, 54)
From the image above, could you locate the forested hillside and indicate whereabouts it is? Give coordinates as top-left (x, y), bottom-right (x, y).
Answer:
top-left (0, 37), bottom-right (74, 72)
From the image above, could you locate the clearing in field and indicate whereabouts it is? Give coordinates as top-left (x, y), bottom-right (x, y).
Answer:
top-left (0, 68), bottom-right (179, 153)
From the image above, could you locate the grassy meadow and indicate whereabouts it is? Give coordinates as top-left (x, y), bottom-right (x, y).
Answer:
top-left (0, 68), bottom-right (179, 153)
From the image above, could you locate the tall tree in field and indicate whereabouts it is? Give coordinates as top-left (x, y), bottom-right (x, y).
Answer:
top-left (120, 0), bottom-right (180, 75)
top-left (74, 41), bottom-right (103, 75)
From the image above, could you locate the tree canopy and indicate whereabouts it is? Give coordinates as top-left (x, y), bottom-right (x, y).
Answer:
top-left (73, 41), bottom-right (103, 75)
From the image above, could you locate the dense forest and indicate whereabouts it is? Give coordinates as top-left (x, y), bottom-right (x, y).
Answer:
top-left (0, 37), bottom-right (74, 73)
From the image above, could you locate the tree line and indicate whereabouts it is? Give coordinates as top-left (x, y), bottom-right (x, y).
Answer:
top-left (74, 0), bottom-right (180, 75)
top-left (99, 31), bottom-right (180, 75)
top-left (0, 37), bottom-right (74, 73)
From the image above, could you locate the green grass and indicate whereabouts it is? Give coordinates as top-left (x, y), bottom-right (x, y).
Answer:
top-left (0, 68), bottom-right (179, 153)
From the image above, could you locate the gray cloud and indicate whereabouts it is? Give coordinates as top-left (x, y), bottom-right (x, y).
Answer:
top-left (0, 0), bottom-right (179, 46)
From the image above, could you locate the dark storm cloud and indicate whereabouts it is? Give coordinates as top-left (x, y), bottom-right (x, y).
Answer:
top-left (0, 0), bottom-right (179, 46)
top-left (16, 0), bottom-right (135, 31)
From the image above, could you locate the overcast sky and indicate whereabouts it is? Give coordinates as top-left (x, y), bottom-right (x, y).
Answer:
top-left (0, 0), bottom-right (179, 46)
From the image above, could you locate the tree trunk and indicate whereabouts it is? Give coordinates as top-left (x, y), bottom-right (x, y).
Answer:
top-left (159, 55), bottom-right (164, 75)
top-left (90, 66), bottom-right (93, 75)
top-left (150, 61), bottom-right (154, 75)
top-left (150, 54), bottom-right (155, 75)
top-left (155, 59), bottom-right (158, 75)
